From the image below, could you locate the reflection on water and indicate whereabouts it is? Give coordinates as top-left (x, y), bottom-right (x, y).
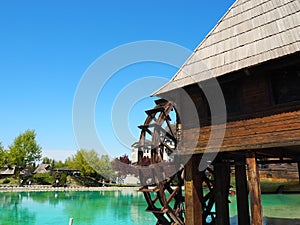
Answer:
top-left (0, 190), bottom-right (156, 225)
top-left (228, 194), bottom-right (300, 225)
top-left (264, 217), bottom-right (300, 225)
top-left (0, 192), bottom-right (36, 225)
top-left (0, 191), bottom-right (299, 225)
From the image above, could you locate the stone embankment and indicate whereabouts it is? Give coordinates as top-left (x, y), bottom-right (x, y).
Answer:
top-left (0, 185), bottom-right (139, 192)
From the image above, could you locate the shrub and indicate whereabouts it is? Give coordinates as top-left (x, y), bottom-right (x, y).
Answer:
top-left (59, 172), bottom-right (67, 186)
top-left (33, 173), bottom-right (54, 185)
top-left (2, 178), bottom-right (10, 184)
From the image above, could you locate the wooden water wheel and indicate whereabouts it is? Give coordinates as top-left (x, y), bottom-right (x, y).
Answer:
top-left (137, 99), bottom-right (217, 225)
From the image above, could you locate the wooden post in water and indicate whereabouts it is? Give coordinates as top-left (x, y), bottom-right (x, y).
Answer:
top-left (235, 161), bottom-right (250, 225)
top-left (69, 218), bottom-right (73, 225)
top-left (185, 154), bottom-right (203, 225)
top-left (246, 152), bottom-right (263, 225)
top-left (215, 162), bottom-right (230, 225)
top-left (297, 161), bottom-right (300, 184)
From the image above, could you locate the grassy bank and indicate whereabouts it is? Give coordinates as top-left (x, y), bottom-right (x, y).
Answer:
top-left (230, 177), bottom-right (300, 193)
top-left (260, 180), bottom-right (300, 193)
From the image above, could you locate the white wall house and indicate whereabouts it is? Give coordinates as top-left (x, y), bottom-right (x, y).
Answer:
top-left (131, 139), bottom-right (172, 165)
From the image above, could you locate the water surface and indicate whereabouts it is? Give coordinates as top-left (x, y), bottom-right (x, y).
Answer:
top-left (0, 190), bottom-right (155, 225)
top-left (0, 191), bottom-right (299, 225)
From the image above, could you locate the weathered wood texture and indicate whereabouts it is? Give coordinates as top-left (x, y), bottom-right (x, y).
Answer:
top-left (247, 153), bottom-right (263, 225)
top-left (177, 67), bottom-right (300, 130)
top-left (235, 162), bottom-right (250, 225)
top-left (215, 163), bottom-right (230, 225)
top-left (240, 74), bottom-right (271, 113)
top-left (298, 162), bottom-right (300, 184)
top-left (188, 90), bottom-right (209, 120)
top-left (184, 155), bottom-right (203, 225)
top-left (182, 110), bottom-right (300, 154)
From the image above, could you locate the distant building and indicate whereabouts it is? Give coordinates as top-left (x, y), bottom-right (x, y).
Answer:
top-left (0, 165), bottom-right (16, 178)
top-left (131, 139), bottom-right (171, 165)
top-left (131, 140), bottom-right (151, 165)
top-left (20, 167), bottom-right (32, 176)
top-left (53, 167), bottom-right (80, 176)
top-left (33, 164), bottom-right (51, 174)
top-left (123, 174), bottom-right (140, 185)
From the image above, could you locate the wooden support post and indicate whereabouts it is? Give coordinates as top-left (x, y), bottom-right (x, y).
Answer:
top-left (214, 162), bottom-right (230, 225)
top-left (246, 152), bottom-right (263, 225)
top-left (185, 154), bottom-right (203, 225)
top-left (235, 161), bottom-right (250, 225)
top-left (297, 162), bottom-right (300, 184)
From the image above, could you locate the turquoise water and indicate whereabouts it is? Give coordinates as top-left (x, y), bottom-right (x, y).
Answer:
top-left (0, 191), bottom-right (156, 225)
top-left (0, 191), bottom-right (299, 225)
top-left (228, 194), bottom-right (300, 225)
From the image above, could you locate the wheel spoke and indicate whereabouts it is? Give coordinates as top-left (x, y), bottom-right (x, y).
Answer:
top-left (137, 100), bottom-right (184, 225)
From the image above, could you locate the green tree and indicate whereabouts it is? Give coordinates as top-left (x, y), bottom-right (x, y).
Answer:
top-left (8, 130), bottom-right (42, 168)
top-left (97, 154), bottom-right (115, 180)
top-left (0, 142), bottom-right (8, 166)
top-left (33, 173), bottom-right (54, 185)
top-left (42, 157), bottom-right (54, 164)
top-left (65, 149), bottom-right (96, 177)
top-left (65, 150), bottom-right (115, 180)
top-left (55, 160), bottom-right (65, 168)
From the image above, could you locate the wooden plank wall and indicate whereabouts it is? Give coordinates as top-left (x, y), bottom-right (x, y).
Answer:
top-left (240, 74), bottom-right (272, 113)
top-left (183, 73), bottom-right (273, 125)
top-left (182, 110), bottom-right (300, 154)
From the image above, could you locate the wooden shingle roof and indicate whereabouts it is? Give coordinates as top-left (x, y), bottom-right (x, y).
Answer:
top-left (33, 164), bottom-right (51, 174)
top-left (0, 166), bottom-right (16, 175)
top-left (154, 0), bottom-right (300, 95)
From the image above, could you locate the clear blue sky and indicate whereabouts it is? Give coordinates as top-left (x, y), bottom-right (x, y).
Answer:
top-left (0, 0), bottom-right (235, 161)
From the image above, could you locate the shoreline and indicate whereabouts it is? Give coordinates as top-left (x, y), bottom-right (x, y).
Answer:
top-left (0, 185), bottom-right (140, 192)
top-left (1, 184), bottom-right (299, 194)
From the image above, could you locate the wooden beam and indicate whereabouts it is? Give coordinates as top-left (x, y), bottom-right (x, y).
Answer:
top-left (182, 110), bottom-right (300, 155)
top-left (185, 155), bottom-right (203, 225)
top-left (246, 152), bottom-right (263, 225)
top-left (235, 161), bottom-right (250, 225)
top-left (215, 162), bottom-right (230, 225)
top-left (298, 162), bottom-right (300, 184)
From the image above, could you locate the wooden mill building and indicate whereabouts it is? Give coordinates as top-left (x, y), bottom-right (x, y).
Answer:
top-left (152, 0), bottom-right (300, 224)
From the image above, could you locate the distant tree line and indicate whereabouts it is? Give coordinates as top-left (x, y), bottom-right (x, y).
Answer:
top-left (0, 129), bottom-right (136, 186)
